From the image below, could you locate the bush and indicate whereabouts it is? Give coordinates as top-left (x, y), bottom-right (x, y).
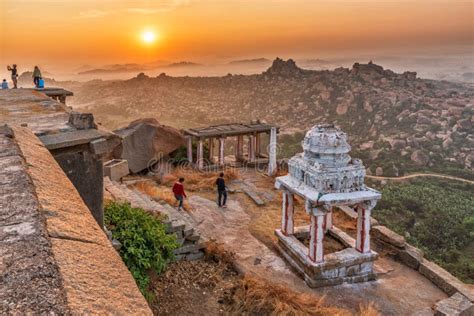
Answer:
top-left (104, 202), bottom-right (178, 296)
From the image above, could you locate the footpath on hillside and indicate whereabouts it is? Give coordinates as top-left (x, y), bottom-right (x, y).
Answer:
top-left (366, 173), bottom-right (474, 184)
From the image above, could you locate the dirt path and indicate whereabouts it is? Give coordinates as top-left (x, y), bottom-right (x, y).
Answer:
top-left (185, 170), bottom-right (447, 315)
top-left (366, 173), bottom-right (474, 184)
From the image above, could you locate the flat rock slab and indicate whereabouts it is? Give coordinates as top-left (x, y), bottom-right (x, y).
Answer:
top-left (188, 195), bottom-right (291, 276)
top-left (434, 293), bottom-right (473, 316)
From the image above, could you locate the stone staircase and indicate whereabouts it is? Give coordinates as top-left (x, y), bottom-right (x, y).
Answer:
top-left (103, 177), bottom-right (205, 261)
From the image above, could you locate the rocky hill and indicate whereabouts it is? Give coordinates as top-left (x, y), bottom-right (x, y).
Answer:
top-left (65, 58), bottom-right (473, 177)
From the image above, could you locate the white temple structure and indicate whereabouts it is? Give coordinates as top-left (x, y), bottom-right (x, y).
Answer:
top-left (275, 124), bottom-right (381, 287)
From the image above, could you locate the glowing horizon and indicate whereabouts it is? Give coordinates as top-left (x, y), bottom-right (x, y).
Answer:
top-left (0, 0), bottom-right (472, 70)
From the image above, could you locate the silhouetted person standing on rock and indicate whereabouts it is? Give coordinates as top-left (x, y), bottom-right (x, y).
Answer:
top-left (172, 177), bottom-right (187, 211)
top-left (33, 66), bottom-right (42, 88)
top-left (216, 172), bottom-right (227, 208)
top-left (7, 64), bottom-right (18, 89)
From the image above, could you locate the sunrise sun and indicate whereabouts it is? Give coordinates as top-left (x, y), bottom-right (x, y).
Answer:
top-left (141, 31), bottom-right (157, 44)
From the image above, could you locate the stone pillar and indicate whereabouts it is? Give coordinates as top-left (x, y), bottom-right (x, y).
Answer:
top-left (281, 190), bottom-right (294, 235)
top-left (308, 207), bottom-right (325, 263)
top-left (59, 95), bottom-right (67, 104)
top-left (248, 134), bottom-right (256, 162)
top-left (218, 137), bottom-right (226, 166)
top-left (356, 204), bottom-right (372, 253)
top-left (186, 136), bottom-right (193, 163)
top-left (208, 138), bottom-right (214, 162)
top-left (324, 207), bottom-right (333, 232)
top-left (268, 127), bottom-right (277, 176)
top-left (197, 139), bottom-right (204, 170)
top-left (255, 133), bottom-right (261, 158)
top-left (235, 135), bottom-right (244, 161)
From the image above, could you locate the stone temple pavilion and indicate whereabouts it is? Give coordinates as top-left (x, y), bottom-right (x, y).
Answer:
top-left (275, 124), bottom-right (381, 287)
top-left (184, 121), bottom-right (278, 175)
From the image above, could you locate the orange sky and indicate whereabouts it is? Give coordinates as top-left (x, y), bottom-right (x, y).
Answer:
top-left (0, 0), bottom-right (473, 69)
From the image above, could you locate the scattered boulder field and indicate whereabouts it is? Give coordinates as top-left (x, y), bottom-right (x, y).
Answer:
top-left (66, 58), bottom-right (473, 176)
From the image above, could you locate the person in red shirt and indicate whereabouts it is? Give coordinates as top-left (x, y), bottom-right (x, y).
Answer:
top-left (172, 177), bottom-right (186, 211)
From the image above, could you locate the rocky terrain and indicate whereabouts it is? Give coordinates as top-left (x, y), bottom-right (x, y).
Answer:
top-left (65, 58), bottom-right (473, 178)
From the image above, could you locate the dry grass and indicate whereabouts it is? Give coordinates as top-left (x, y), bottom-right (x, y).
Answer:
top-left (161, 167), bottom-right (240, 191)
top-left (359, 303), bottom-right (380, 316)
top-left (204, 241), bottom-right (236, 267)
top-left (228, 275), bottom-right (351, 316)
top-left (133, 180), bottom-right (194, 212)
top-left (228, 275), bottom-right (380, 315)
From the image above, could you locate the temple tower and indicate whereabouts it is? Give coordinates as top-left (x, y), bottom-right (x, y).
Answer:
top-left (275, 124), bottom-right (381, 287)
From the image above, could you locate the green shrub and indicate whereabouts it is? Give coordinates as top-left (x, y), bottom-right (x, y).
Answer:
top-left (104, 202), bottom-right (178, 295)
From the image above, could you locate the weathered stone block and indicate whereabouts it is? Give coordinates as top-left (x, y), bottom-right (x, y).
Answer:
top-left (104, 159), bottom-right (129, 181)
top-left (305, 275), bottom-right (344, 288)
top-left (68, 112), bottom-right (96, 130)
top-left (372, 225), bottom-right (406, 248)
top-left (360, 262), bottom-right (373, 274)
top-left (186, 251), bottom-right (205, 261)
top-left (419, 261), bottom-right (474, 301)
top-left (90, 138), bottom-right (110, 156)
top-left (397, 244), bottom-right (424, 269)
top-left (321, 268), bottom-right (338, 279)
top-left (434, 293), bottom-right (473, 316)
top-left (346, 264), bottom-right (360, 276)
top-left (338, 266), bottom-right (346, 277)
top-left (173, 242), bottom-right (200, 255)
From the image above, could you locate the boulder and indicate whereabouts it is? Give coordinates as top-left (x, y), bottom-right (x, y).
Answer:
top-left (390, 139), bottom-right (407, 150)
top-left (375, 167), bottom-right (383, 176)
top-left (442, 137), bottom-right (453, 149)
top-left (114, 118), bottom-right (185, 173)
top-left (336, 103), bottom-right (348, 115)
top-left (411, 150), bottom-right (429, 166)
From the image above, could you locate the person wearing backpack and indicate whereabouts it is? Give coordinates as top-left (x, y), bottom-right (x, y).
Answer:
top-left (33, 66), bottom-right (42, 88)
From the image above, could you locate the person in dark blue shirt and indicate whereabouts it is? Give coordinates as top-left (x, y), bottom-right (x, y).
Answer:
top-left (215, 172), bottom-right (227, 208)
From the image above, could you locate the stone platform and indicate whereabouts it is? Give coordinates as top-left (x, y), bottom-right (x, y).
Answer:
top-left (276, 227), bottom-right (377, 288)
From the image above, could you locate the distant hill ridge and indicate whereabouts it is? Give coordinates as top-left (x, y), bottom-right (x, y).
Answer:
top-left (65, 57), bottom-right (473, 178)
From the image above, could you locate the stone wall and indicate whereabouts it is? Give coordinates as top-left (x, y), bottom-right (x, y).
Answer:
top-left (52, 148), bottom-right (105, 226)
top-left (336, 205), bottom-right (473, 314)
top-left (369, 222), bottom-right (473, 314)
top-left (0, 125), bottom-right (151, 314)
